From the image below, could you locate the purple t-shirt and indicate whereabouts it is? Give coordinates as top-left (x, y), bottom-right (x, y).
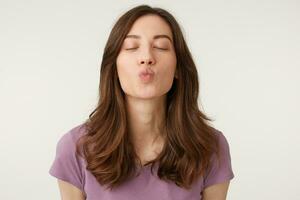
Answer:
top-left (49, 123), bottom-right (234, 200)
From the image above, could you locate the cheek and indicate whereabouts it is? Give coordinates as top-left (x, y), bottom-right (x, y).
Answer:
top-left (116, 54), bottom-right (134, 78)
top-left (158, 65), bottom-right (176, 88)
top-left (160, 56), bottom-right (177, 77)
top-left (116, 54), bottom-right (138, 93)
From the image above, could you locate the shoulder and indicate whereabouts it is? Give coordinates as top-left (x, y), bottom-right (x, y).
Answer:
top-left (209, 127), bottom-right (231, 151)
top-left (57, 123), bottom-right (87, 150)
top-left (49, 122), bottom-right (88, 191)
top-left (202, 127), bottom-right (234, 189)
top-left (54, 122), bottom-right (88, 162)
top-left (208, 127), bottom-right (233, 167)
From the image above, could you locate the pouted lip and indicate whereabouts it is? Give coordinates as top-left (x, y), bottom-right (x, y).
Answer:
top-left (138, 68), bottom-right (155, 76)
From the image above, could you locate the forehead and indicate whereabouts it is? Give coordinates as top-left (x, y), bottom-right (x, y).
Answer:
top-left (126, 14), bottom-right (173, 42)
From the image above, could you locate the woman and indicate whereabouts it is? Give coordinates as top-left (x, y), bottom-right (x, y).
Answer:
top-left (49, 4), bottom-right (234, 200)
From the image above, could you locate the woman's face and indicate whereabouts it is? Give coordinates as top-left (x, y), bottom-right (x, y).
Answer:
top-left (116, 14), bottom-right (177, 100)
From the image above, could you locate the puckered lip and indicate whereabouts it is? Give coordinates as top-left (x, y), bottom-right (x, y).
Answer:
top-left (139, 68), bottom-right (155, 76)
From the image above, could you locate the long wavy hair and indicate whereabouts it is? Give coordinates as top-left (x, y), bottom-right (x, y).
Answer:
top-left (76, 4), bottom-right (221, 191)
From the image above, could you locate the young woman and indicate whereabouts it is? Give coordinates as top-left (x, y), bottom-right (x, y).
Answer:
top-left (49, 4), bottom-right (234, 200)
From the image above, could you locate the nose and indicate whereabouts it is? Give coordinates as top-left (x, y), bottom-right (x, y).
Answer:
top-left (140, 58), bottom-right (154, 65)
top-left (138, 48), bottom-right (156, 66)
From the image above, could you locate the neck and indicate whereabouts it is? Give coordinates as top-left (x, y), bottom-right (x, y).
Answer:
top-left (125, 95), bottom-right (166, 150)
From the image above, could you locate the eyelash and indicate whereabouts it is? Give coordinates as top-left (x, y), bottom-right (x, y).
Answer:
top-left (125, 47), bottom-right (168, 51)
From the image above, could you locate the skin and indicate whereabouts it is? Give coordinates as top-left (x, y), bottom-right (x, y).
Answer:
top-left (202, 181), bottom-right (231, 200)
top-left (56, 14), bottom-right (231, 200)
top-left (57, 179), bottom-right (85, 200)
top-left (116, 14), bottom-right (178, 163)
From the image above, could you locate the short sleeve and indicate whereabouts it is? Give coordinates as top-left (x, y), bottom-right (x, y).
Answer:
top-left (203, 131), bottom-right (234, 189)
top-left (49, 127), bottom-right (85, 191)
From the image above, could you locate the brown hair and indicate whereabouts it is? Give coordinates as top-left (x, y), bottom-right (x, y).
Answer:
top-left (76, 4), bottom-right (221, 191)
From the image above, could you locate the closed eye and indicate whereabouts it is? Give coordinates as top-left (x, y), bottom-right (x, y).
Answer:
top-left (125, 47), bottom-right (138, 50)
top-left (125, 47), bottom-right (168, 51)
top-left (154, 47), bottom-right (168, 51)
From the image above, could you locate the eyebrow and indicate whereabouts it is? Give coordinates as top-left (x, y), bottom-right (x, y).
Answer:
top-left (125, 34), bottom-right (173, 43)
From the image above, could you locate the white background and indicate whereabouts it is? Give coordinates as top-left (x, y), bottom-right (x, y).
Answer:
top-left (0, 0), bottom-right (299, 199)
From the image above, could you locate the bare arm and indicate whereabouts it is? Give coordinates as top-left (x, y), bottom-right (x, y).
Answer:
top-left (202, 181), bottom-right (231, 200)
top-left (57, 179), bottom-right (86, 200)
